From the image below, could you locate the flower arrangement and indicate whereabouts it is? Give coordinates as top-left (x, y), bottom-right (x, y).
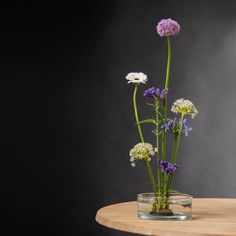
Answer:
top-left (126, 19), bottom-right (198, 218)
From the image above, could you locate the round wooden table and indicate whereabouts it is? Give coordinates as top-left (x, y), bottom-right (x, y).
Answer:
top-left (96, 198), bottom-right (236, 236)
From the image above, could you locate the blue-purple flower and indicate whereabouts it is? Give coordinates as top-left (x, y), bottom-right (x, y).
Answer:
top-left (156, 18), bottom-right (180, 37)
top-left (182, 118), bottom-right (192, 137)
top-left (161, 120), bottom-right (171, 132)
top-left (144, 87), bottom-right (168, 100)
top-left (161, 117), bottom-right (178, 133)
top-left (159, 160), bottom-right (180, 176)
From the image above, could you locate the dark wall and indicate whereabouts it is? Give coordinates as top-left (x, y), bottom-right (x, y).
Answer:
top-left (3, 1), bottom-right (236, 235)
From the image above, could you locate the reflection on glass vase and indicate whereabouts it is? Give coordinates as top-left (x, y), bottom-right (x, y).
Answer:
top-left (137, 192), bottom-right (192, 220)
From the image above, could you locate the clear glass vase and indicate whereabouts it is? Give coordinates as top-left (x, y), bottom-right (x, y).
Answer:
top-left (137, 192), bottom-right (192, 220)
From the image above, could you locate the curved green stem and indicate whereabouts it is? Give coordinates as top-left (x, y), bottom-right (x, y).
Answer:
top-left (133, 84), bottom-right (157, 207)
top-left (133, 84), bottom-right (144, 143)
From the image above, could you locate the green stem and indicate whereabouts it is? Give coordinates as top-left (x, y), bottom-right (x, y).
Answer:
top-left (165, 135), bottom-right (177, 200)
top-left (155, 100), bottom-right (161, 208)
top-left (161, 131), bottom-right (166, 160)
top-left (162, 36), bottom-right (172, 209)
top-left (164, 136), bottom-right (177, 208)
top-left (170, 135), bottom-right (177, 163)
top-left (162, 36), bottom-right (171, 161)
top-left (165, 36), bottom-right (171, 89)
top-left (173, 114), bottom-right (184, 164)
top-left (133, 84), bottom-right (144, 143)
top-left (146, 159), bottom-right (158, 203)
top-left (133, 84), bottom-right (157, 208)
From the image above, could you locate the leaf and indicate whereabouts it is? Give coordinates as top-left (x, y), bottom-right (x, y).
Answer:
top-left (146, 103), bottom-right (156, 109)
top-left (151, 130), bottom-right (158, 136)
top-left (135, 119), bottom-right (156, 125)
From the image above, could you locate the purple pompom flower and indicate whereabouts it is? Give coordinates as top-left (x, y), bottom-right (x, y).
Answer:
top-left (156, 18), bottom-right (180, 37)
top-left (159, 160), bottom-right (180, 176)
top-left (144, 87), bottom-right (168, 100)
top-left (182, 118), bottom-right (192, 137)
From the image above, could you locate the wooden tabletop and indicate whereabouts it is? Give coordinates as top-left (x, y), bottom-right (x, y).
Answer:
top-left (95, 198), bottom-right (236, 236)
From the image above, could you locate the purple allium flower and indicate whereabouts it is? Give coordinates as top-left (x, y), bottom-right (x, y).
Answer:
top-left (182, 118), bottom-right (192, 137)
top-left (144, 87), bottom-right (168, 100)
top-left (159, 160), bottom-right (180, 176)
top-left (156, 18), bottom-right (180, 37)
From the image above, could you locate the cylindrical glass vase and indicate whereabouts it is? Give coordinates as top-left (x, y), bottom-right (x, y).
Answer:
top-left (137, 192), bottom-right (192, 220)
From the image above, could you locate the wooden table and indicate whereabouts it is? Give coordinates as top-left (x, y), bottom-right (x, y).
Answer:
top-left (95, 198), bottom-right (236, 236)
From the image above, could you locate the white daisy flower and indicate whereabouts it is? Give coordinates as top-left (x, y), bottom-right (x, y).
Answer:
top-left (125, 72), bottom-right (148, 84)
top-left (171, 98), bottom-right (198, 118)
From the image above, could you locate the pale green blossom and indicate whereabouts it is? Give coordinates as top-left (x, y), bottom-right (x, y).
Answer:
top-left (129, 143), bottom-right (155, 167)
top-left (171, 98), bottom-right (198, 118)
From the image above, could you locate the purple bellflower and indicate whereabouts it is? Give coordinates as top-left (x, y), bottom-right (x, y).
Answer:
top-left (182, 118), bottom-right (192, 137)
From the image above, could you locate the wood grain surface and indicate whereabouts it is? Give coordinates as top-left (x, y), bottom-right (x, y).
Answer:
top-left (95, 198), bottom-right (236, 236)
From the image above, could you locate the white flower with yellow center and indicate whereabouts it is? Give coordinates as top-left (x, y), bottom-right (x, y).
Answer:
top-left (171, 98), bottom-right (198, 118)
top-left (129, 143), bottom-right (155, 167)
top-left (126, 72), bottom-right (148, 84)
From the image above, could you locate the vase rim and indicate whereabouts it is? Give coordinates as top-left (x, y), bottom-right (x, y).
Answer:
top-left (137, 192), bottom-right (193, 200)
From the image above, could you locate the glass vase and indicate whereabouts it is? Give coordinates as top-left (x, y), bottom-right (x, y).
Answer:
top-left (137, 192), bottom-right (192, 220)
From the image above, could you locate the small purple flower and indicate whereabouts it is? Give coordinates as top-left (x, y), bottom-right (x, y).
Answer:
top-left (159, 160), bottom-right (180, 176)
top-left (160, 88), bottom-right (169, 98)
top-left (156, 18), bottom-right (180, 37)
top-left (172, 117), bottom-right (177, 128)
top-left (159, 160), bottom-right (169, 172)
top-left (182, 118), bottom-right (192, 137)
top-left (161, 117), bottom-right (177, 133)
top-left (144, 87), bottom-right (168, 100)
top-left (143, 87), bottom-right (156, 98)
top-left (161, 121), bottom-right (171, 132)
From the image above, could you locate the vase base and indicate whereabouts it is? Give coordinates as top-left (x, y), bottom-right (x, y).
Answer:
top-left (149, 209), bottom-right (173, 216)
top-left (138, 211), bottom-right (192, 220)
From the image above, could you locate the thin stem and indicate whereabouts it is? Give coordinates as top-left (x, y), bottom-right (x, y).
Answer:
top-left (161, 131), bottom-right (166, 160)
top-left (162, 36), bottom-right (171, 160)
top-left (165, 36), bottom-right (171, 89)
top-left (170, 135), bottom-right (177, 163)
top-left (146, 159), bottom-right (158, 199)
top-left (165, 136), bottom-right (177, 206)
top-left (133, 84), bottom-right (157, 208)
top-left (173, 114), bottom-right (184, 163)
top-left (155, 100), bottom-right (161, 206)
top-left (133, 84), bottom-right (144, 143)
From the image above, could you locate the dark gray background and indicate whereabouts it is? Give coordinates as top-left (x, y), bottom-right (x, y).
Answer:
top-left (2, 1), bottom-right (236, 236)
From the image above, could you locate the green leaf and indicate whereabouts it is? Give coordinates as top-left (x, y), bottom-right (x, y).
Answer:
top-left (146, 103), bottom-right (156, 109)
top-left (135, 119), bottom-right (156, 125)
top-left (151, 130), bottom-right (158, 136)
